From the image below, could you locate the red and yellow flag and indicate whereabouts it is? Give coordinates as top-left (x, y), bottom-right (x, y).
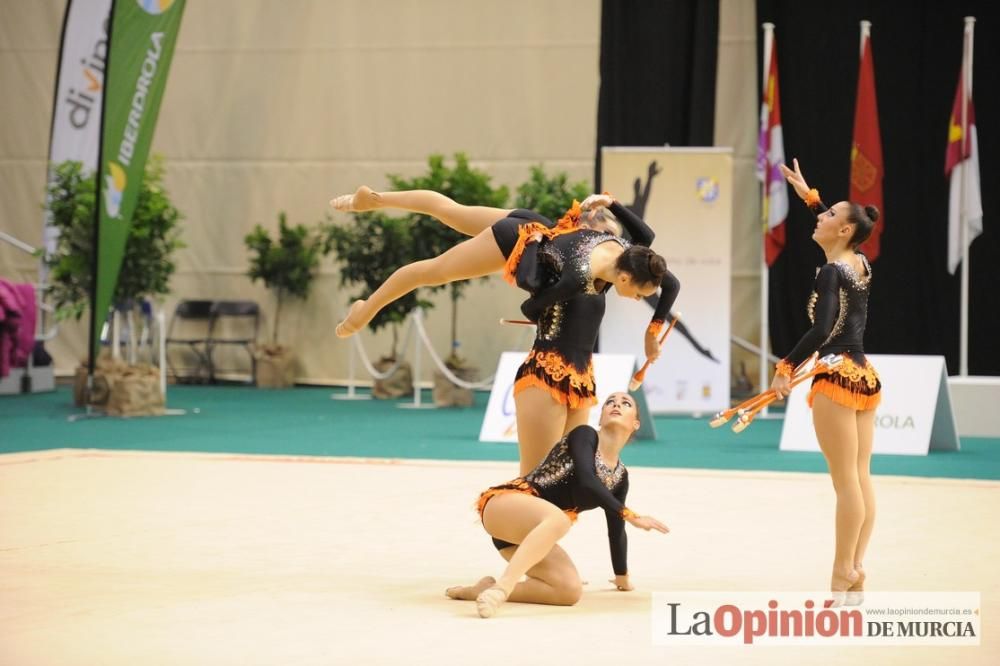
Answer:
top-left (756, 36), bottom-right (787, 267)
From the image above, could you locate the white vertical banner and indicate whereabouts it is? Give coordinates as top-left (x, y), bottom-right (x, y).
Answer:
top-left (600, 147), bottom-right (732, 414)
top-left (44, 0), bottom-right (113, 255)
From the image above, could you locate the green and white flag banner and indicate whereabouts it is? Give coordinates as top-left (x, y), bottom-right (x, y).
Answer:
top-left (90, 0), bottom-right (185, 368)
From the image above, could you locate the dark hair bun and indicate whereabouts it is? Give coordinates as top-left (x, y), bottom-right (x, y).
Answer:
top-left (615, 245), bottom-right (668, 285)
top-left (648, 254), bottom-right (667, 280)
top-left (864, 205), bottom-right (880, 223)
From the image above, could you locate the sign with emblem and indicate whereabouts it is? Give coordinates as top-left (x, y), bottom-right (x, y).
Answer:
top-left (479, 352), bottom-right (653, 443)
top-left (779, 354), bottom-right (959, 455)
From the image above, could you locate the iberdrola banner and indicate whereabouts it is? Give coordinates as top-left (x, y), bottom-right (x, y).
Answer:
top-left (89, 0), bottom-right (186, 369)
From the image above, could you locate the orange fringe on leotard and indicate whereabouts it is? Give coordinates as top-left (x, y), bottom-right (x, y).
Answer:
top-left (476, 479), bottom-right (539, 518)
top-left (502, 201), bottom-right (584, 285)
top-left (514, 374), bottom-right (597, 409)
top-left (513, 348), bottom-right (597, 409)
top-left (807, 354), bottom-right (882, 410)
top-left (476, 481), bottom-right (581, 525)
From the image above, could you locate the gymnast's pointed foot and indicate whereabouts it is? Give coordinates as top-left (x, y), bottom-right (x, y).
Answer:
top-left (330, 185), bottom-right (382, 212)
top-left (827, 567), bottom-right (860, 608)
top-left (445, 576), bottom-right (497, 601)
top-left (476, 585), bottom-right (509, 619)
top-left (845, 565), bottom-right (865, 606)
top-left (335, 300), bottom-right (368, 338)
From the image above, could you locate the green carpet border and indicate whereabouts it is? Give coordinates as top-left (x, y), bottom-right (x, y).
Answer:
top-left (2, 386), bottom-right (997, 481)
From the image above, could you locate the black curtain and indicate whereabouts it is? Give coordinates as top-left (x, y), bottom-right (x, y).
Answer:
top-left (756, 0), bottom-right (1000, 374)
top-left (595, 0), bottom-right (719, 189)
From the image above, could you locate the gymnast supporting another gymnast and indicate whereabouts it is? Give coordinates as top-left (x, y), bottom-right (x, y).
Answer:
top-left (444, 392), bottom-right (669, 618)
top-left (330, 188), bottom-right (679, 474)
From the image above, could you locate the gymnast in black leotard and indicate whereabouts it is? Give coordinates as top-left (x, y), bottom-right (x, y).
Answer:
top-left (328, 188), bottom-right (673, 341)
top-left (773, 158), bottom-right (880, 605)
top-left (443, 392), bottom-right (669, 619)
top-left (329, 187), bottom-right (679, 473)
top-left (509, 200), bottom-right (680, 473)
top-left (328, 186), bottom-right (580, 337)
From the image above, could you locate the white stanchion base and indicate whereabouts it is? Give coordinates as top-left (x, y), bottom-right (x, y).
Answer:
top-left (67, 408), bottom-right (105, 423)
top-left (68, 406), bottom-right (187, 421)
top-left (331, 389), bottom-right (372, 401)
top-left (397, 388), bottom-right (436, 409)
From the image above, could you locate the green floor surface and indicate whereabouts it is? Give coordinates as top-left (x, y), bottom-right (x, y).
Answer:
top-left (2, 386), bottom-right (997, 480)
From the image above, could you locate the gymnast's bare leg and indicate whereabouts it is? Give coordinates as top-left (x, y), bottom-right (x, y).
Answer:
top-left (331, 186), bottom-right (511, 237)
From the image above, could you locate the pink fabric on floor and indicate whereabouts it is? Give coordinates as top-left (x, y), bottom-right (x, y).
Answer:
top-left (0, 279), bottom-right (37, 378)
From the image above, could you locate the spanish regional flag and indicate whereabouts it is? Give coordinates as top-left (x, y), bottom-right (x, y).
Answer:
top-left (849, 25), bottom-right (884, 262)
top-left (945, 66), bottom-right (983, 274)
top-left (756, 31), bottom-right (787, 266)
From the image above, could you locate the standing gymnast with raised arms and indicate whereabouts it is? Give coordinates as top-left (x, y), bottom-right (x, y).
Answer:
top-left (773, 159), bottom-right (881, 604)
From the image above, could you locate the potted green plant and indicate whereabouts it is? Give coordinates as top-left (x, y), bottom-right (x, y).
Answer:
top-left (244, 211), bottom-right (329, 388)
top-left (44, 156), bottom-right (184, 409)
top-left (513, 164), bottom-right (591, 223)
top-left (386, 154), bottom-right (509, 405)
top-left (45, 156), bottom-right (184, 320)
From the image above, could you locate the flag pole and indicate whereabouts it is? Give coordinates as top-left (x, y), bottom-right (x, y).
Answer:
top-left (959, 16), bottom-right (974, 376)
top-left (759, 22), bottom-right (774, 405)
top-left (87, 0), bottom-right (117, 381)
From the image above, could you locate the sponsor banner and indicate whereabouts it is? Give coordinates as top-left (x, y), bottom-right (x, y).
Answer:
top-left (600, 148), bottom-right (732, 414)
top-left (48, 0), bottom-right (113, 169)
top-left (44, 0), bottom-right (113, 257)
top-left (780, 354), bottom-right (959, 455)
top-left (652, 591), bottom-right (981, 646)
top-left (91, 0), bottom-right (186, 362)
top-left (479, 352), bottom-right (639, 442)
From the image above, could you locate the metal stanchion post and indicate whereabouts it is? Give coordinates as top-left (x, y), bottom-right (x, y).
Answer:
top-left (398, 309), bottom-right (435, 410)
top-left (332, 335), bottom-right (372, 401)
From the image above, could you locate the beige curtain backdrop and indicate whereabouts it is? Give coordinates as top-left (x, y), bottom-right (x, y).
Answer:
top-left (0, 0), bottom-right (762, 392)
top-left (715, 0), bottom-right (764, 391)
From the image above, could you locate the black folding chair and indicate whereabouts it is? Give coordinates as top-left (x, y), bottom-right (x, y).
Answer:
top-left (208, 300), bottom-right (260, 384)
top-left (165, 300), bottom-right (215, 383)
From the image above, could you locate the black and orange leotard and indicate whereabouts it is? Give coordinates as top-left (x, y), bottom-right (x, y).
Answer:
top-left (511, 202), bottom-right (680, 407)
top-left (492, 204), bottom-right (585, 286)
top-left (477, 424), bottom-right (634, 576)
top-left (776, 192), bottom-right (881, 410)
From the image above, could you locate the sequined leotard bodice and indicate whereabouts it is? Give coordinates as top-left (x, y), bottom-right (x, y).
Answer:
top-left (523, 425), bottom-right (631, 575)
